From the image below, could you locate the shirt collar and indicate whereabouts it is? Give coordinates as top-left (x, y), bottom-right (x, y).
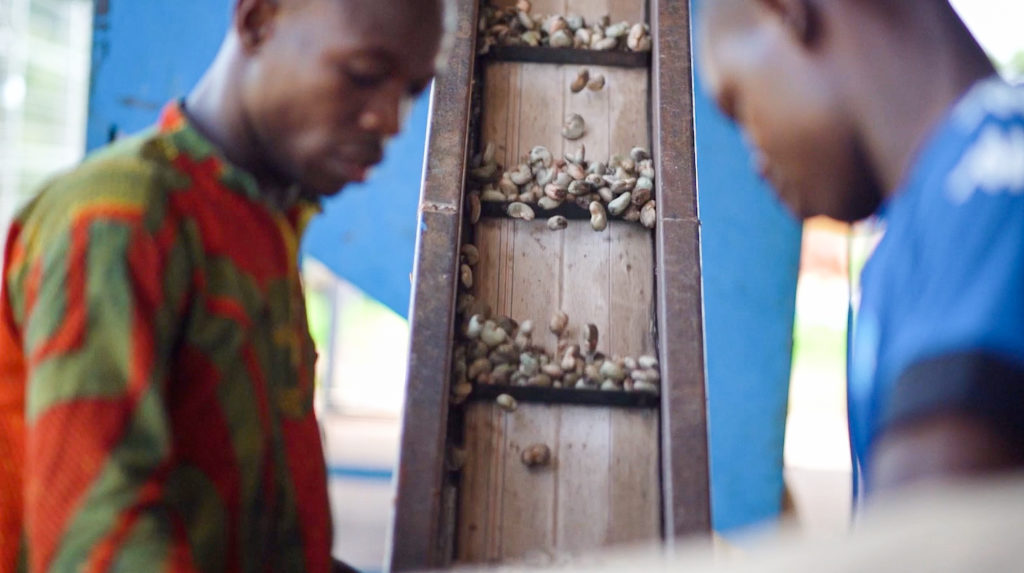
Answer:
top-left (157, 101), bottom-right (322, 229)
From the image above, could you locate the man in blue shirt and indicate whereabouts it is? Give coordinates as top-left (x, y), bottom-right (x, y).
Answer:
top-left (697, 1), bottom-right (1024, 496)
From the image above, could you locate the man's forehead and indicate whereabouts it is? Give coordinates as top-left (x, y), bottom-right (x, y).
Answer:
top-left (298, 0), bottom-right (445, 70)
top-left (328, 0), bottom-right (444, 28)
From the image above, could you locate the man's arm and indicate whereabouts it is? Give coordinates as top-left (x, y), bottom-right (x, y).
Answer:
top-left (872, 413), bottom-right (1024, 494)
top-left (1, 223), bottom-right (28, 573)
top-left (13, 197), bottom-right (195, 572)
top-left (871, 350), bottom-right (1024, 494)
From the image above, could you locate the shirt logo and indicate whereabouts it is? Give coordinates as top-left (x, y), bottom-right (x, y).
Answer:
top-left (947, 123), bottom-right (1024, 204)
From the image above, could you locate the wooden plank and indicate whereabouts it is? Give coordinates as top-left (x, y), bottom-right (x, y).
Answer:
top-left (459, 219), bottom-right (515, 563)
top-left (607, 222), bottom-right (656, 358)
top-left (607, 0), bottom-right (647, 24)
top-left (481, 63), bottom-right (519, 174)
top-left (457, 404), bottom-right (503, 562)
top-left (515, 63), bottom-right (566, 161)
top-left (562, 64), bottom-right (610, 169)
top-left (651, 0), bottom-right (712, 541)
top-left (554, 406), bottom-right (611, 552)
top-left (493, 0), bottom-right (566, 13)
top-left (606, 222), bottom-right (660, 548)
top-left (454, 0), bottom-right (671, 564)
top-left (489, 57), bottom-right (567, 561)
top-left (558, 222), bottom-right (610, 356)
top-left (498, 404), bottom-right (559, 560)
top-left (389, 0), bottom-right (479, 569)
top-left (606, 68), bottom-right (650, 154)
top-left (507, 220), bottom-right (562, 354)
top-left (607, 409), bottom-right (661, 544)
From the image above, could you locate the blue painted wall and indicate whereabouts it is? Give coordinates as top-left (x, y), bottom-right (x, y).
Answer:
top-left (88, 2), bottom-right (230, 150)
top-left (691, 0), bottom-right (803, 534)
top-left (87, 0), bottom-right (428, 317)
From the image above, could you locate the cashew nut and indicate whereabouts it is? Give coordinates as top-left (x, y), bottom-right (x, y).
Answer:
top-left (461, 244), bottom-right (479, 266)
top-left (589, 201), bottom-right (608, 232)
top-left (639, 355), bottom-right (659, 370)
top-left (530, 146), bottom-right (553, 168)
top-left (507, 202), bottom-right (536, 221)
top-left (571, 68), bottom-right (590, 93)
top-left (496, 393), bottom-right (518, 412)
top-left (544, 215), bottom-right (567, 231)
top-left (549, 310), bottom-right (569, 335)
top-left (468, 191), bottom-right (482, 223)
top-left (581, 323), bottom-right (599, 355)
top-left (640, 200), bottom-right (657, 229)
top-left (608, 191), bottom-right (632, 216)
top-left (521, 443), bottom-right (551, 467)
top-left (561, 113), bottom-right (586, 140)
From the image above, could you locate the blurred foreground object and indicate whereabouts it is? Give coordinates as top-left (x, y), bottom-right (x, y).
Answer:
top-left (446, 472), bottom-right (1024, 573)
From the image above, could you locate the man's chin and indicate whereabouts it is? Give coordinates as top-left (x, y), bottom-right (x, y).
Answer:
top-left (299, 180), bottom-right (348, 202)
top-left (825, 192), bottom-right (882, 224)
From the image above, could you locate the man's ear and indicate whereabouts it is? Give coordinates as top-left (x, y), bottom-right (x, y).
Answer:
top-left (235, 0), bottom-right (280, 53)
top-left (753, 0), bottom-right (820, 47)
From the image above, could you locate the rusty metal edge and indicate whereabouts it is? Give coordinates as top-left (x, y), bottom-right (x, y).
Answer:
top-left (651, 0), bottom-right (713, 542)
top-left (386, 0), bottom-right (480, 570)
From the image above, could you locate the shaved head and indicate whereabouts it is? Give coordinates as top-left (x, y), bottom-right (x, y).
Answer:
top-left (190, 0), bottom-right (449, 206)
top-left (695, 0), bottom-right (993, 222)
top-left (696, 0), bottom-right (884, 221)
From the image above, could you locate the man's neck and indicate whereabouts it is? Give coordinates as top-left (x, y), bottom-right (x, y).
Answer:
top-left (838, 2), bottom-right (995, 199)
top-left (184, 38), bottom-right (300, 211)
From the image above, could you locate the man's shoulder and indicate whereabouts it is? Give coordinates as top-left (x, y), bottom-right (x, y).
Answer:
top-left (934, 78), bottom-right (1024, 207)
top-left (14, 129), bottom-right (187, 237)
top-left (886, 79), bottom-right (1024, 238)
top-left (870, 81), bottom-right (1024, 288)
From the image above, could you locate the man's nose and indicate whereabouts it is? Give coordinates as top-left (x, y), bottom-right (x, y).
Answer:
top-left (358, 89), bottom-right (403, 137)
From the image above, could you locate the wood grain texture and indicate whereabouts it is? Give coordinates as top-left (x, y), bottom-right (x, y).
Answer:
top-left (554, 407), bottom-right (611, 552)
top-left (607, 408), bottom-right (662, 544)
top-left (474, 60), bottom-right (653, 359)
top-left (456, 2), bottom-right (661, 558)
top-left (458, 404), bottom-right (503, 562)
top-left (395, 0), bottom-right (712, 569)
top-left (457, 403), bottom-right (659, 563)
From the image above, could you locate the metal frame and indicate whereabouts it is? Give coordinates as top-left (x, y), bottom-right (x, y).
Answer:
top-left (387, 1), bottom-right (710, 569)
top-left (651, 0), bottom-right (712, 540)
top-left (386, 0), bottom-right (479, 569)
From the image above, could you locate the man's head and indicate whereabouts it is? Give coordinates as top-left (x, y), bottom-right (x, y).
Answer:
top-left (697, 0), bottom-right (884, 222)
top-left (230, 0), bottom-right (448, 200)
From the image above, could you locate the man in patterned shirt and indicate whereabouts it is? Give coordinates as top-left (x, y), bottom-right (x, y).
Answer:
top-left (0, 0), bottom-right (446, 571)
top-left (698, 0), bottom-right (1023, 500)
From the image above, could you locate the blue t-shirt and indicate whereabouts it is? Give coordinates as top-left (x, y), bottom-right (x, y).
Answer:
top-left (850, 77), bottom-right (1024, 495)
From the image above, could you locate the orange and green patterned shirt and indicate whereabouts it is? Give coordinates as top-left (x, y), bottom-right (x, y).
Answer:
top-left (0, 103), bottom-right (331, 573)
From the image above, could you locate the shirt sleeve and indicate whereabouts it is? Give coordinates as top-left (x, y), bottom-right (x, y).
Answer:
top-left (879, 120), bottom-right (1024, 441)
top-left (12, 192), bottom-right (197, 572)
top-left (1, 224), bottom-right (28, 573)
